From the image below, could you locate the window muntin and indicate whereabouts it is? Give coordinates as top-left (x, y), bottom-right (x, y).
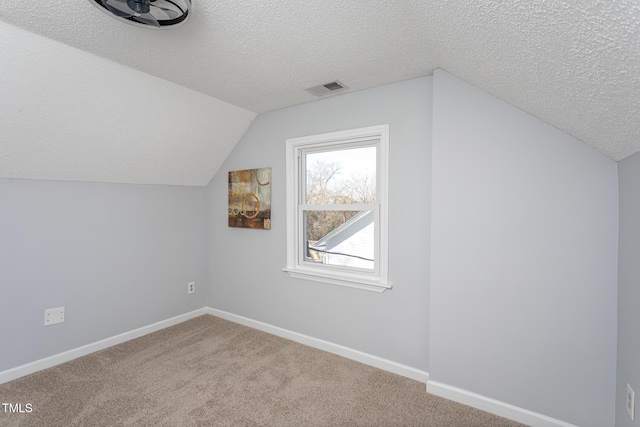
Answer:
top-left (284, 125), bottom-right (390, 292)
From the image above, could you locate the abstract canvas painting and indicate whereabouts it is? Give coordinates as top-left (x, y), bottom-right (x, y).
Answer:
top-left (228, 167), bottom-right (271, 229)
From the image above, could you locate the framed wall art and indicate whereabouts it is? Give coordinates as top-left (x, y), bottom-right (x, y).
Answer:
top-left (228, 167), bottom-right (271, 230)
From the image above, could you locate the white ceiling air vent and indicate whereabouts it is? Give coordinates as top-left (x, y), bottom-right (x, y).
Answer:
top-left (305, 81), bottom-right (349, 97)
top-left (88, 0), bottom-right (191, 29)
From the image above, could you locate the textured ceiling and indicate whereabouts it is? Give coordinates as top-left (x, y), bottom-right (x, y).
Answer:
top-left (0, 0), bottom-right (639, 185)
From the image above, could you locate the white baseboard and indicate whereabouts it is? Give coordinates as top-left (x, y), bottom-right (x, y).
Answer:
top-left (205, 307), bottom-right (430, 384)
top-left (1, 307), bottom-right (428, 386)
top-left (0, 308), bottom-right (208, 385)
top-left (0, 307), bottom-right (580, 427)
top-left (427, 380), bottom-right (579, 427)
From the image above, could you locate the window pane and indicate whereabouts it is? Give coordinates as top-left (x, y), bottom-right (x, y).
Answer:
top-left (304, 210), bottom-right (374, 270)
top-left (305, 146), bottom-right (376, 204)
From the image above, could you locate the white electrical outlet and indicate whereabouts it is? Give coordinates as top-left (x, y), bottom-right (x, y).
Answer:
top-left (44, 307), bottom-right (65, 326)
top-left (628, 383), bottom-right (635, 420)
top-left (187, 282), bottom-right (195, 294)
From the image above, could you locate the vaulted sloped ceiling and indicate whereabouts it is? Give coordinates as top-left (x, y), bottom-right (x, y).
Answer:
top-left (0, 23), bottom-right (256, 186)
top-left (0, 1), bottom-right (638, 186)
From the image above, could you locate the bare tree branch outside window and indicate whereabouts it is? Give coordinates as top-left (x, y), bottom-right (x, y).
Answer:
top-left (305, 158), bottom-right (376, 241)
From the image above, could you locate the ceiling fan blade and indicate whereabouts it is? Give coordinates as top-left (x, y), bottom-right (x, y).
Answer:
top-left (149, 3), bottom-right (180, 19)
top-left (133, 12), bottom-right (161, 28)
top-left (101, 0), bottom-right (134, 18)
top-left (91, 0), bottom-right (191, 28)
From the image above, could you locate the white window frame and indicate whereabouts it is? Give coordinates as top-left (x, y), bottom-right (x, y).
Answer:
top-left (283, 125), bottom-right (391, 292)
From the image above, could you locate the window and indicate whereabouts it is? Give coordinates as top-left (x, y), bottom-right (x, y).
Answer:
top-left (284, 125), bottom-right (390, 292)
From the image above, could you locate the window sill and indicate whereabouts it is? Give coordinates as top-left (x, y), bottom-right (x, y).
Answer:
top-left (282, 267), bottom-right (391, 293)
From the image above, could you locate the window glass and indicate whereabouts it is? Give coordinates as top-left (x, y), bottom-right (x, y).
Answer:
top-left (305, 146), bottom-right (376, 204)
top-left (303, 210), bottom-right (374, 270)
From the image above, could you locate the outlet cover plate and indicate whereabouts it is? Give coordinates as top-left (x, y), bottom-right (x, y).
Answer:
top-left (44, 307), bottom-right (65, 326)
top-left (188, 282), bottom-right (195, 294)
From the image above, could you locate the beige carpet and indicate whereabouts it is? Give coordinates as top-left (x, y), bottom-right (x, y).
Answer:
top-left (0, 315), bottom-right (525, 426)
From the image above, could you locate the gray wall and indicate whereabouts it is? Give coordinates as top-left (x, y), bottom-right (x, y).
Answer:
top-left (430, 69), bottom-right (618, 426)
top-left (1, 71), bottom-right (627, 426)
top-left (0, 179), bottom-right (206, 371)
top-left (617, 152), bottom-right (640, 427)
top-left (205, 77), bottom-right (432, 370)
